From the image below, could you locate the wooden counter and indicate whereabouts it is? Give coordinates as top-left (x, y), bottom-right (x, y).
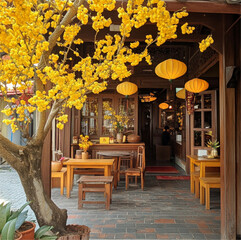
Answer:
top-left (71, 143), bottom-right (145, 160)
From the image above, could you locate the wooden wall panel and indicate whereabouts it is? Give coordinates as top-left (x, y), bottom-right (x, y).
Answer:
top-left (55, 109), bottom-right (72, 157)
top-left (72, 108), bottom-right (81, 137)
top-left (62, 108), bottom-right (71, 157)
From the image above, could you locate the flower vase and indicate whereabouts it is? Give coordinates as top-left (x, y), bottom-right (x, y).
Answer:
top-left (82, 152), bottom-right (89, 159)
top-left (211, 148), bottom-right (218, 157)
top-left (116, 132), bottom-right (123, 143)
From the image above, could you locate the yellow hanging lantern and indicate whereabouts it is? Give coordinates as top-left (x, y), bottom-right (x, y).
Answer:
top-left (176, 88), bottom-right (186, 99)
top-left (155, 59), bottom-right (187, 82)
top-left (159, 102), bottom-right (169, 109)
top-left (116, 82), bottom-right (138, 96)
top-left (185, 78), bottom-right (209, 93)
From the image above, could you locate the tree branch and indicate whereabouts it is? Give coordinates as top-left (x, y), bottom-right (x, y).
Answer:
top-left (43, 99), bottom-right (65, 139)
top-left (35, 0), bottom-right (85, 143)
top-left (0, 135), bottom-right (24, 168)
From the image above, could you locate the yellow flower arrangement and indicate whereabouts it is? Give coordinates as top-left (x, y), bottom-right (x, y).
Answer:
top-left (78, 134), bottom-right (93, 153)
top-left (103, 102), bottom-right (129, 133)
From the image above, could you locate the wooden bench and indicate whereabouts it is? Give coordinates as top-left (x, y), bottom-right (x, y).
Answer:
top-left (51, 167), bottom-right (67, 195)
top-left (200, 177), bottom-right (221, 209)
top-left (193, 171), bottom-right (220, 198)
top-left (77, 176), bottom-right (113, 210)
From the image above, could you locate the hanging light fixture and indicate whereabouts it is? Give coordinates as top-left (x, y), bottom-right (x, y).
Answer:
top-left (155, 59), bottom-right (187, 83)
top-left (139, 93), bottom-right (157, 103)
top-left (176, 88), bottom-right (186, 99)
top-left (184, 78), bottom-right (209, 93)
top-left (159, 102), bottom-right (169, 109)
top-left (116, 82), bottom-right (138, 96)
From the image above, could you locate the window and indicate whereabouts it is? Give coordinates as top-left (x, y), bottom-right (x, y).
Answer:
top-left (79, 93), bottom-right (138, 139)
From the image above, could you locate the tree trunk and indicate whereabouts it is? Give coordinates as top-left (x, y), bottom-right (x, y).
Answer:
top-left (13, 144), bottom-right (68, 233)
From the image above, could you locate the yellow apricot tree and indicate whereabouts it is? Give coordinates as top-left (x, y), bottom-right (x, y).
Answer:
top-left (0, 0), bottom-right (213, 233)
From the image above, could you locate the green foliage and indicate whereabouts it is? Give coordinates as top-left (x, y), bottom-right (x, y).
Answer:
top-left (0, 202), bottom-right (30, 240)
top-left (206, 139), bottom-right (220, 149)
top-left (8, 202), bottom-right (30, 222)
top-left (34, 225), bottom-right (57, 240)
top-left (0, 202), bottom-right (57, 240)
top-left (0, 218), bottom-right (17, 240)
top-left (0, 202), bottom-right (11, 233)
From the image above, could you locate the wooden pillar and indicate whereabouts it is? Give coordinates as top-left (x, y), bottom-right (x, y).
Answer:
top-left (237, 69), bottom-right (241, 238)
top-left (225, 87), bottom-right (236, 239)
top-left (220, 15), bottom-right (238, 240)
top-left (235, 18), bottom-right (241, 239)
top-left (41, 82), bottom-right (52, 197)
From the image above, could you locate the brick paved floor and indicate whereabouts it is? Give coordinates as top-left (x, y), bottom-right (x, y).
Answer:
top-left (0, 165), bottom-right (220, 239)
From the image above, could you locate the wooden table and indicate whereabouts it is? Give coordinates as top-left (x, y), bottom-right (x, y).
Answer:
top-left (187, 155), bottom-right (220, 194)
top-left (63, 159), bottom-right (114, 198)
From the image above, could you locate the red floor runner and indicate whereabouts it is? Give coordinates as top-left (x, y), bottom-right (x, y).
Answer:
top-left (156, 175), bottom-right (190, 180)
top-left (145, 166), bottom-right (178, 173)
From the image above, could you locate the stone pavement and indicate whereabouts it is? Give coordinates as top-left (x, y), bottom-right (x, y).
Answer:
top-left (0, 165), bottom-right (221, 239)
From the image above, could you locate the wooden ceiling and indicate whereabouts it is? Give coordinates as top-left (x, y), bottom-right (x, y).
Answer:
top-left (73, 2), bottom-right (240, 90)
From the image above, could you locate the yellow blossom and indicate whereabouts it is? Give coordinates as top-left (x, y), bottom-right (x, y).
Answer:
top-left (79, 134), bottom-right (93, 152)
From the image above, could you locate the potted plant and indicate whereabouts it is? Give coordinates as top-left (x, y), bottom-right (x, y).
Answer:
top-left (79, 135), bottom-right (93, 159)
top-left (206, 139), bottom-right (220, 158)
top-left (0, 201), bottom-right (30, 240)
top-left (0, 202), bottom-right (57, 240)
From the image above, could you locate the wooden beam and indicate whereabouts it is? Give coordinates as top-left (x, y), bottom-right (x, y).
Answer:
top-left (165, 1), bottom-right (241, 14)
top-left (225, 16), bottom-right (241, 35)
top-left (79, 24), bottom-right (204, 42)
top-left (114, 1), bottom-right (241, 14)
top-left (107, 76), bottom-right (186, 89)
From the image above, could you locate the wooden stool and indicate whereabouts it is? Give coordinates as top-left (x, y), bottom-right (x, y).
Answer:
top-left (77, 176), bottom-right (113, 210)
top-left (51, 167), bottom-right (67, 195)
top-left (200, 177), bottom-right (221, 210)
